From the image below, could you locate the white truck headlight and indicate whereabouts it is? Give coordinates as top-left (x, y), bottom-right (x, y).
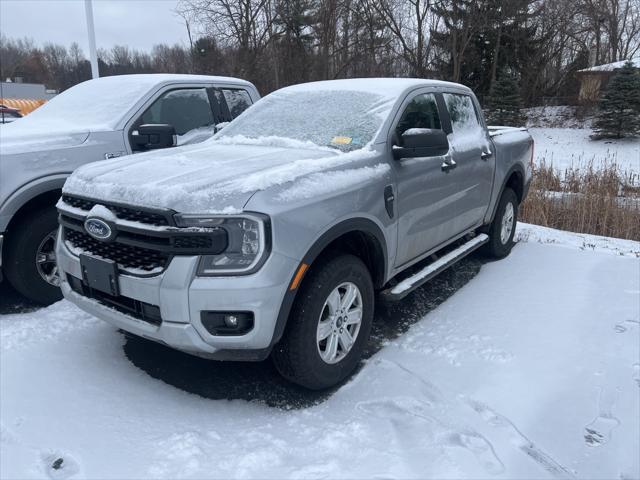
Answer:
top-left (174, 213), bottom-right (270, 275)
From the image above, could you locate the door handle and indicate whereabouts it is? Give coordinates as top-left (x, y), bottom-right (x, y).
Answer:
top-left (441, 158), bottom-right (457, 172)
top-left (384, 185), bottom-right (395, 219)
top-left (481, 150), bottom-right (493, 160)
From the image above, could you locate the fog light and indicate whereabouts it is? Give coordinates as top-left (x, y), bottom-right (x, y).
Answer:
top-left (225, 314), bottom-right (238, 328)
top-left (201, 311), bottom-right (254, 336)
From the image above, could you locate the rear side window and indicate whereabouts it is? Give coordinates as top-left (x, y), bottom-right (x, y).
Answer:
top-left (395, 93), bottom-right (442, 137)
top-left (443, 93), bottom-right (482, 136)
top-left (221, 89), bottom-right (252, 118)
top-left (139, 88), bottom-right (214, 135)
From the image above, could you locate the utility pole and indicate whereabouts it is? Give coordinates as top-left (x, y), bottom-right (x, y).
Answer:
top-left (84, 0), bottom-right (99, 78)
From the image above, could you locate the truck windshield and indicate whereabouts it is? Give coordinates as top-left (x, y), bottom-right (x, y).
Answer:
top-left (214, 89), bottom-right (392, 152)
top-left (16, 76), bottom-right (160, 132)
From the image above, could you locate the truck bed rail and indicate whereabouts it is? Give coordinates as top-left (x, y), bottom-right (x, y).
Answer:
top-left (487, 126), bottom-right (529, 137)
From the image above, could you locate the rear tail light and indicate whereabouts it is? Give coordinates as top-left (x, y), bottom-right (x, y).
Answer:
top-left (529, 138), bottom-right (535, 168)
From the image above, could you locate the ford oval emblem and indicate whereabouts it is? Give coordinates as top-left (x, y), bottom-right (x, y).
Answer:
top-left (84, 217), bottom-right (113, 241)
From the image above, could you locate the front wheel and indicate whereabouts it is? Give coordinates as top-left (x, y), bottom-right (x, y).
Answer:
top-left (272, 254), bottom-right (374, 390)
top-left (481, 187), bottom-right (519, 259)
top-left (4, 207), bottom-right (63, 305)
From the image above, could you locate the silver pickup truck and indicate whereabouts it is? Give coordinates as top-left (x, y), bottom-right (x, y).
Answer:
top-left (56, 78), bottom-right (532, 389)
top-left (0, 74), bottom-right (259, 304)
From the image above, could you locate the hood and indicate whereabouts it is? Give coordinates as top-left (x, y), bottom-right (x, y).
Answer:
top-left (0, 123), bottom-right (90, 156)
top-left (63, 139), bottom-right (376, 214)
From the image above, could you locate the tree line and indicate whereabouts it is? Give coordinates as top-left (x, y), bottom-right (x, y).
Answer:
top-left (1, 0), bottom-right (639, 106)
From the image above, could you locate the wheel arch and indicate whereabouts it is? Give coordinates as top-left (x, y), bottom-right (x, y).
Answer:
top-left (2, 175), bottom-right (67, 233)
top-left (487, 164), bottom-right (525, 225)
top-left (270, 217), bottom-right (388, 347)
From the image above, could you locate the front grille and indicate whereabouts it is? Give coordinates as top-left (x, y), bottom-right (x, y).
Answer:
top-left (61, 195), bottom-right (170, 226)
top-left (67, 274), bottom-right (162, 326)
top-left (59, 195), bottom-right (228, 276)
top-left (65, 229), bottom-right (169, 273)
top-left (173, 236), bottom-right (214, 249)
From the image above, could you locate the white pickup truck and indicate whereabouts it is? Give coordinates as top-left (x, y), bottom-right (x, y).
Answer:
top-left (0, 74), bottom-right (259, 304)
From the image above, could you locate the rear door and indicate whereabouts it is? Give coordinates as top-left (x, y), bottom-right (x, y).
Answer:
top-left (442, 92), bottom-right (495, 231)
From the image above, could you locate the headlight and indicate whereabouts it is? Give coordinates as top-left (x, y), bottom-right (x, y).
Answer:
top-left (174, 213), bottom-right (270, 276)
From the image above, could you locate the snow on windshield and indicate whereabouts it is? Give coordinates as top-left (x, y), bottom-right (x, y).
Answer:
top-left (215, 89), bottom-right (394, 151)
top-left (15, 76), bottom-right (158, 132)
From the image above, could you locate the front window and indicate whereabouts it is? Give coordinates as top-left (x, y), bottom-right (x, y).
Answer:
top-left (214, 89), bottom-right (393, 152)
top-left (138, 88), bottom-right (214, 136)
top-left (395, 93), bottom-right (442, 137)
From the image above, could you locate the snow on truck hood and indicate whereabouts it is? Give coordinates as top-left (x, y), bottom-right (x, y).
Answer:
top-left (63, 138), bottom-right (378, 214)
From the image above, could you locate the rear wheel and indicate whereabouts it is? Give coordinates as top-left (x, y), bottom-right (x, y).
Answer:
top-left (4, 207), bottom-right (63, 305)
top-left (272, 254), bottom-right (374, 390)
top-left (481, 188), bottom-right (518, 259)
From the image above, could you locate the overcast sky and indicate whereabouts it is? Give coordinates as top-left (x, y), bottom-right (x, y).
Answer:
top-left (0, 0), bottom-right (188, 54)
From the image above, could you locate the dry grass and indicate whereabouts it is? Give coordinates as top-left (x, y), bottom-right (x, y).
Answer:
top-left (520, 160), bottom-right (640, 241)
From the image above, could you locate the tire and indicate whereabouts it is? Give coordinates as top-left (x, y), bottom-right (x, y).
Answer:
top-left (4, 207), bottom-right (63, 305)
top-left (481, 187), bottom-right (519, 259)
top-left (272, 253), bottom-right (374, 390)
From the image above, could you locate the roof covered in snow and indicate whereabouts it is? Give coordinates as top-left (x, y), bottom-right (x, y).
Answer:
top-left (278, 78), bottom-right (473, 98)
top-left (2, 74), bottom-right (253, 134)
top-left (84, 73), bottom-right (255, 87)
top-left (578, 57), bottom-right (640, 73)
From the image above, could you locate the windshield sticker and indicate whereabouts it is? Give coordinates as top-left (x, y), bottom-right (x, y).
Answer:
top-left (331, 136), bottom-right (353, 145)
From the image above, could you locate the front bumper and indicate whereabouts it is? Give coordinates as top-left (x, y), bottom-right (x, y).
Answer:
top-left (56, 228), bottom-right (298, 359)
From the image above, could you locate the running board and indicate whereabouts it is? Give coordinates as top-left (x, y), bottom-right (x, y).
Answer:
top-left (381, 234), bottom-right (489, 301)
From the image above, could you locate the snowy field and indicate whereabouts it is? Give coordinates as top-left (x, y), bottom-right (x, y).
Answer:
top-left (529, 128), bottom-right (640, 177)
top-left (1, 224), bottom-right (639, 479)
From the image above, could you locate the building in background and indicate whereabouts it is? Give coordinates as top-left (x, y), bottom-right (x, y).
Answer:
top-left (577, 57), bottom-right (640, 104)
top-left (0, 79), bottom-right (58, 116)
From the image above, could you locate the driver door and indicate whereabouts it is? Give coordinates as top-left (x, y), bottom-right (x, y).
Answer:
top-left (391, 91), bottom-right (460, 268)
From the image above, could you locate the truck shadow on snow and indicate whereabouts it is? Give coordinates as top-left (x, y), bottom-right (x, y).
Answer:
top-left (123, 254), bottom-right (485, 409)
top-left (0, 282), bottom-right (41, 315)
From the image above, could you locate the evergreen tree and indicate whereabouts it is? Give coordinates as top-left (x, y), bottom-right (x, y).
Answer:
top-left (273, 0), bottom-right (315, 86)
top-left (592, 61), bottom-right (640, 139)
top-left (486, 72), bottom-right (526, 126)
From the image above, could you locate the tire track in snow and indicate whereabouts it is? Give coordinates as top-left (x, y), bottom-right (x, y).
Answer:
top-left (355, 359), bottom-right (505, 476)
top-left (466, 398), bottom-right (575, 479)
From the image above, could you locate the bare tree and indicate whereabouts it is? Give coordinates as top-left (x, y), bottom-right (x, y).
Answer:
top-left (177, 0), bottom-right (274, 77)
top-left (367, 0), bottom-right (435, 77)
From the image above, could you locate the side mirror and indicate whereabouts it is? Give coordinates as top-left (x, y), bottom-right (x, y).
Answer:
top-left (392, 128), bottom-right (449, 160)
top-left (132, 124), bottom-right (176, 150)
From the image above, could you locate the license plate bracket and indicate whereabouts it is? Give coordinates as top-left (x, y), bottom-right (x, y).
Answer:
top-left (80, 254), bottom-right (119, 296)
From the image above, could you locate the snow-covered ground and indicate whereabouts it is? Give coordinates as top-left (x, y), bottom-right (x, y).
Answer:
top-left (1, 224), bottom-right (639, 479)
top-left (525, 106), bottom-right (593, 129)
top-left (529, 128), bottom-right (640, 177)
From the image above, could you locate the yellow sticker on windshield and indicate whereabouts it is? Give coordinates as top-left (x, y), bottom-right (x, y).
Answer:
top-left (331, 136), bottom-right (352, 145)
